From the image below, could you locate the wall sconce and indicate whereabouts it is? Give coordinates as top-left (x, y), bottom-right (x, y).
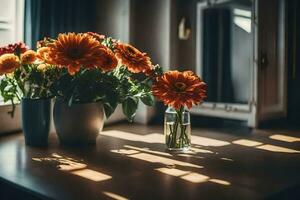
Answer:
top-left (178, 17), bottom-right (191, 40)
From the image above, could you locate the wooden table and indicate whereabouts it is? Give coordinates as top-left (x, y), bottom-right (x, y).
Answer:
top-left (0, 123), bottom-right (300, 200)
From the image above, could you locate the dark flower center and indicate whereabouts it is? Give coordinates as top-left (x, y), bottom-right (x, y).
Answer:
top-left (174, 82), bottom-right (187, 91)
top-left (68, 48), bottom-right (83, 59)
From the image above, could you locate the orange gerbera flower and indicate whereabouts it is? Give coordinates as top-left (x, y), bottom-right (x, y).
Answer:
top-left (152, 70), bottom-right (206, 110)
top-left (47, 33), bottom-right (111, 75)
top-left (114, 43), bottom-right (153, 74)
top-left (21, 50), bottom-right (37, 64)
top-left (97, 48), bottom-right (118, 72)
top-left (0, 54), bottom-right (20, 75)
top-left (85, 32), bottom-right (105, 42)
top-left (37, 47), bottom-right (55, 65)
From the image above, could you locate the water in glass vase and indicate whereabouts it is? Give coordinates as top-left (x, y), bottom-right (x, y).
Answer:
top-left (164, 107), bottom-right (191, 151)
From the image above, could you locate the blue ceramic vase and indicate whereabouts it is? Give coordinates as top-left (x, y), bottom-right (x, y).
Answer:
top-left (21, 98), bottom-right (51, 146)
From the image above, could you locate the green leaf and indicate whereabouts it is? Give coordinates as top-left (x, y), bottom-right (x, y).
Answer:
top-left (122, 97), bottom-right (138, 122)
top-left (103, 103), bottom-right (117, 119)
top-left (68, 94), bottom-right (74, 106)
top-left (141, 94), bottom-right (155, 106)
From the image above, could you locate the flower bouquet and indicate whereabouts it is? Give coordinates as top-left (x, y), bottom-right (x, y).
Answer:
top-left (33, 32), bottom-right (162, 144)
top-left (0, 42), bottom-right (59, 146)
top-left (152, 71), bottom-right (206, 150)
top-left (0, 31), bottom-right (206, 148)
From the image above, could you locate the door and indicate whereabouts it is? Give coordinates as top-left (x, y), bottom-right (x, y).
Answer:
top-left (256, 0), bottom-right (287, 123)
top-left (287, 0), bottom-right (300, 126)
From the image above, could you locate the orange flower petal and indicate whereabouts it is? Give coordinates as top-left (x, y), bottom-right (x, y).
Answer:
top-left (152, 70), bottom-right (206, 110)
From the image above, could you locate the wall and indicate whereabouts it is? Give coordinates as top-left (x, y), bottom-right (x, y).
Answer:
top-left (170, 0), bottom-right (197, 71)
top-left (95, 0), bottom-right (130, 42)
top-left (171, 0), bottom-right (252, 103)
top-left (130, 0), bottom-right (171, 68)
top-left (130, 0), bottom-right (171, 123)
top-left (94, 0), bottom-right (172, 124)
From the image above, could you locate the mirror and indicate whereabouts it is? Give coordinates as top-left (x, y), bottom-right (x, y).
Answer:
top-left (196, 0), bottom-right (253, 105)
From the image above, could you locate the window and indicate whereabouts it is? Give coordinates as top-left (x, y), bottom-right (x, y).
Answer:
top-left (0, 0), bottom-right (24, 102)
top-left (0, 0), bottom-right (24, 46)
top-left (0, 0), bottom-right (24, 133)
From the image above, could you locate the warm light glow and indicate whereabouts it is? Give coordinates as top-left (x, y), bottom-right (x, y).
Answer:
top-left (103, 191), bottom-right (129, 200)
top-left (220, 157), bottom-right (234, 162)
top-left (71, 169), bottom-right (112, 182)
top-left (177, 154), bottom-right (204, 159)
top-left (155, 167), bottom-right (190, 177)
top-left (124, 145), bottom-right (171, 157)
top-left (52, 153), bottom-right (63, 158)
top-left (189, 147), bottom-right (214, 154)
top-left (32, 153), bottom-right (87, 171)
top-left (102, 130), bottom-right (163, 144)
top-left (58, 160), bottom-right (87, 171)
top-left (102, 130), bottom-right (229, 147)
top-left (110, 149), bottom-right (140, 155)
top-left (127, 152), bottom-right (203, 169)
top-left (269, 134), bottom-right (300, 143)
top-left (192, 136), bottom-right (230, 147)
top-left (32, 153), bottom-right (112, 182)
top-left (155, 167), bottom-right (231, 185)
top-left (232, 139), bottom-right (263, 147)
top-left (209, 179), bottom-right (231, 186)
top-left (256, 145), bottom-right (300, 153)
top-left (181, 172), bottom-right (209, 183)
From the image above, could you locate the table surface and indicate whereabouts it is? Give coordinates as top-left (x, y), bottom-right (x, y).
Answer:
top-left (0, 123), bottom-right (300, 200)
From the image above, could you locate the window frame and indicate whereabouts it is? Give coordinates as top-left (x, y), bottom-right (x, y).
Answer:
top-left (0, 0), bottom-right (25, 134)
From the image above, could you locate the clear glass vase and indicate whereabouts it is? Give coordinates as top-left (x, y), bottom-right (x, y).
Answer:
top-left (164, 107), bottom-right (191, 151)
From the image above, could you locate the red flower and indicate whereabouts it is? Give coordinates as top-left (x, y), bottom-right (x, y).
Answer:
top-left (114, 42), bottom-right (153, 75)
top-left (152, 70), bottom-right (207, 110)
top-left (47, 33), bottom-right (117, 75)
top-left (0, 42), bottom-right (28, 56)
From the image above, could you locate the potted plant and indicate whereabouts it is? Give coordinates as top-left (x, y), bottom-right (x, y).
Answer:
top-left (39, 32), bottom-right (162, 145)
top-left (0, 42), bottom-right (59, 146)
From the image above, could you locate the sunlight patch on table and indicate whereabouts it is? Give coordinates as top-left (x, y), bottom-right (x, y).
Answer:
top-left (192, 136), bottom-right (230, 147)
top-left (156, 167), bottom-right (190, 177)
top-left (256, 144), bottom-right (300, 153)
top-left (124, 145), bottom-right (171, 156)
top-left (103, 191), bottom-right (128, 200)
top-left (232, 139), bottom-right (263, 147)
top-left (209, 179), bottom-right (231, 185)
top-left (101, 130), bottom-right (163, 144)
top-left (189, 147), bottom-right (214, 154)
top-left (220, 157), bottom-right (234, 162)
top-left (102, 130), bottom-right (230, 147)
top-left (128, 152), bottom-right (203, 168)
top-left (269, 134), bottom-right (300, 143)
top-left (181, 172), bottom-right (209, 183)
top-left (110, 149), bottom-right (140, 155)
top-left (32, 153), bottom-right (87, 171)
top-left (156, 167), bottom-right (230, 185)
top-left (71, 169), bottom-right (112, 182)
